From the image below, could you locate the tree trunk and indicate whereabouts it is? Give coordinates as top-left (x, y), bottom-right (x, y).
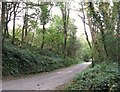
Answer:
top-left (63, 30), bottom-right (67, 57)
top-left (12, 3), bottom-right (17, 44)
top-left (99, 21), bottom-right (108, 58)
top-left (2, 2), bottom-right (6, 44)
top-left (5, 16), bottom-right (9, 38)
top-left (3, 3), bottom-right (9, 38)
top-left (61, 3), bottom-right (70, 57)
top-left (117, 6), bottom-right (120, 71)
top-left (24, 3), bottom-right (28, 42)
top-left (41, 24), bottom-right (45, 49)
top-left (21, 14), bottom-right (26, 43)
top-left (81, 3), bottom-right (92, 49)
top-left (87, 15), bottom-right (95, 67)
top-left (31, 32), bottom-right (34, 46)
top-left (21, 23), bottom-right (25, 44)
top-left (63, 10), bottom-right (67, 57)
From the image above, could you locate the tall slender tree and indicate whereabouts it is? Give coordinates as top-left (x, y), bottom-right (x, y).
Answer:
top-left (2, 2), bottom-right (6, 43)
top-left (59, 2), bottom-right (70, 57)
top-left (40, 2), bottom-right (52, 49)
top-left (12, 2), bottom-right (19, 44)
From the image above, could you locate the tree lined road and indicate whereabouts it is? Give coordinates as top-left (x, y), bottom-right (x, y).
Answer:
top-left (2, 62), bottom-right (91, 90)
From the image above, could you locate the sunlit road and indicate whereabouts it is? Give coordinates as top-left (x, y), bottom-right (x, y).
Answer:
top-left (2, 62), bottom-right (91, 90)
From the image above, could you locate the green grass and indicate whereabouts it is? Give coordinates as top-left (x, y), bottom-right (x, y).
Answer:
top-left (2, 41), bottom-right (78, 78)
top-left (65, 62), bottom-right (120, 92)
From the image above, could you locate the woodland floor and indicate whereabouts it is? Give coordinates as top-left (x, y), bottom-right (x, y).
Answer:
top-left (2, 62), bottom-right (91, 90)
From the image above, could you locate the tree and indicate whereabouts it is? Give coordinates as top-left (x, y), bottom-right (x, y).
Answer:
top-left (28, 19), bottom-right (38, 45)
top-left (80, 3), bottom-right (92, 49)
top-left (2, 2), bottom-right (14, 42)
top-left (12, 2), bottom-right (19, 44)
top-left (58, 2), bottom-right (70, 57)
top-left (67, 21), bottom-right (78, 58)
top-left (2, 2), bottom-right (6, 43)
top-left (43, 15), bottom-right (63, 52)
top-left (21, 2), bottom-right (28, 45)
top-left (115, 2), bottom-right (120, 70)
top-left (40, 2), bottom-right (52, 49)
top-left (77, 2), bottom-right (95, 65)
top-left (84, 1), bottom-right (119, 64)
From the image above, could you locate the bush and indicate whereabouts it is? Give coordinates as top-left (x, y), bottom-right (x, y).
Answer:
top-left (66, 62), bottom-right (120, 92)
top-left (2, 42), bottom-right (78, 77)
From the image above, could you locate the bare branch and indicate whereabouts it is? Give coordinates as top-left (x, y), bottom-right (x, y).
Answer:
top-left (77, 14), bottom-right (89, 25)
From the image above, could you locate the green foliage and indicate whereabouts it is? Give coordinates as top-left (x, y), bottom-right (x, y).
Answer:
top-left (104, 31), bottom-right (118, 61)
top-left (66, 62), bottom-right (120, 91)
top-left (39, 2), bottom-right (50, 25)
top-left (44, 27), bottom-right (63, 51)
top-left (2, 41), bottom-right (78, 77)
top-left (86, 2), bottom-right (119, 64)
top-left (78, 38), bottom-right (92, 61)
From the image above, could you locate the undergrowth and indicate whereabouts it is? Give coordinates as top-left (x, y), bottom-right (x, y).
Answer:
top-left (65, 62), bottom-right (120, 92)
top-left (2, 41), bottom-right (78, 78)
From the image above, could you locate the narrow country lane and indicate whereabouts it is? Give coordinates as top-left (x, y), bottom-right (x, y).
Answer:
top-left (2, 62), bottom-right (91, 90)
